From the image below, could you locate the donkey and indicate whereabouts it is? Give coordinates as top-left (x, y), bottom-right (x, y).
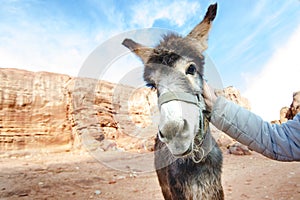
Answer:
top-left (123, 4), bottom-right (223, 200)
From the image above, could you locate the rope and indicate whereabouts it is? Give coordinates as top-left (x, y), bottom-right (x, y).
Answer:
top-left (191, 94), bottom-right (210, 163)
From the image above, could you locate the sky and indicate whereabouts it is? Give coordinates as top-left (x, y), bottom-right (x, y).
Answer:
top-left (1, 0), bottom-right (300, 121)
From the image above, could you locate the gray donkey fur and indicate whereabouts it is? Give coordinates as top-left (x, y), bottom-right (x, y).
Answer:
top-left (123, 4), bottom-right (224, 200)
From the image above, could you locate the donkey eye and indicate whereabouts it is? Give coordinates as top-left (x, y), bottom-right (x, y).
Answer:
top-left (185, 64), bottom-right (197, 75)
top-left (146, 83), bottom-right (156, 89)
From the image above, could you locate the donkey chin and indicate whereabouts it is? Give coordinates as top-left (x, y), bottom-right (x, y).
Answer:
top-left (166, 139), bottom-right (194, 157)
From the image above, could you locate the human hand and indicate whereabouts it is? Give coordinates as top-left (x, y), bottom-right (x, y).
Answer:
top-left (202, 81), bottom-right (218, 112)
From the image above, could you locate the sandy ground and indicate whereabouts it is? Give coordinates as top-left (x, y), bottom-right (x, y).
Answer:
top-left (0, 149), bottom-right (300, 200)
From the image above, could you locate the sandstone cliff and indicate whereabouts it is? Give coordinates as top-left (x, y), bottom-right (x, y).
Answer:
top-left (222, 86), bottom-right (251, 110)
top-left (0, 68), bottom-right (158, 153)
top-left (272, 91), bottom-right (300, 124)
top-left (0, 68), bottom-right (73, 151)
top-left (0, 68), bottom-right (250, 154)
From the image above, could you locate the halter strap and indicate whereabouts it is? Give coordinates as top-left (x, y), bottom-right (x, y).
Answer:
top-left (158, 92), bottom-right (201, 108)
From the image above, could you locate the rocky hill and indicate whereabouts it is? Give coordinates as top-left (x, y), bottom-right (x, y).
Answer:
top-left (1, 68), bottom-right (73, 151)
top-left (0, 68), bottom-right (159, 153)
top-left (0, 68), bottom-right (251, 154)
top-left (271, 91), bottom-right (300, 124)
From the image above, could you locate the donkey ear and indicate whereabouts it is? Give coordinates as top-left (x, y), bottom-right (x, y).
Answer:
top-left (122, 38), bottom-right (153, 63)
top-left (186, 3), bottom-right (217, 51)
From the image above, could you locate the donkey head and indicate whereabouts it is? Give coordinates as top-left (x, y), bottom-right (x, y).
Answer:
top-left (122, 4), bottom-right (217, 157)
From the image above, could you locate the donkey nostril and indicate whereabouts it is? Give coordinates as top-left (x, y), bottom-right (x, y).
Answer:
top-left (158, 130), bottom-right (165, 139)
top-left (158, 130), bottom-right (169, 143)
top-left (182, 119), bottom-right (188, 132)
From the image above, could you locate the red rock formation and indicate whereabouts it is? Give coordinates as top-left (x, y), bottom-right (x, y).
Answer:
top-left (0, 68), bottom-right (252, 154)
top-left (0, 68), bottom-right (157, 153)
top-left (286, 91), bottom-right (300, 120)
top-left (272, 91), bottom-right (300, 124)
top-left (0, 68), bottom-right (73, 151)
top-left (223, 86), bottom-right (251, 110)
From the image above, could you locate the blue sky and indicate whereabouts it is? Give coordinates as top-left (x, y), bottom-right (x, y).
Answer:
top-left (1, 0), bottom-right (300, 120)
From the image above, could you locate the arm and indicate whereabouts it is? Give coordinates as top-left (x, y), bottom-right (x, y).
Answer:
top-left (202, 81), bottom-right (300, 161)
top-left (211, 96), bottom-right (300, 161)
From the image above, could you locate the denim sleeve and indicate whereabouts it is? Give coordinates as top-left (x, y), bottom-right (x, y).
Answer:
top-left (211, 96), bottom-right (300, 161)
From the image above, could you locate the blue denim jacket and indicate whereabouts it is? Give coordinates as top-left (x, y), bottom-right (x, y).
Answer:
top-left (211, 97), bottom-right (300, 161)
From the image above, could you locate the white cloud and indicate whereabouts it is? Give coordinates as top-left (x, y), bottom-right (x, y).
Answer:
top-left (0, 25), bottom-right (93, 76)
top-left (0, 3), bottom-right (96, 77)
top-left (243, 25), bottom-right (300, 121)
top-left (130, 0), bottom-right (200, 28)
